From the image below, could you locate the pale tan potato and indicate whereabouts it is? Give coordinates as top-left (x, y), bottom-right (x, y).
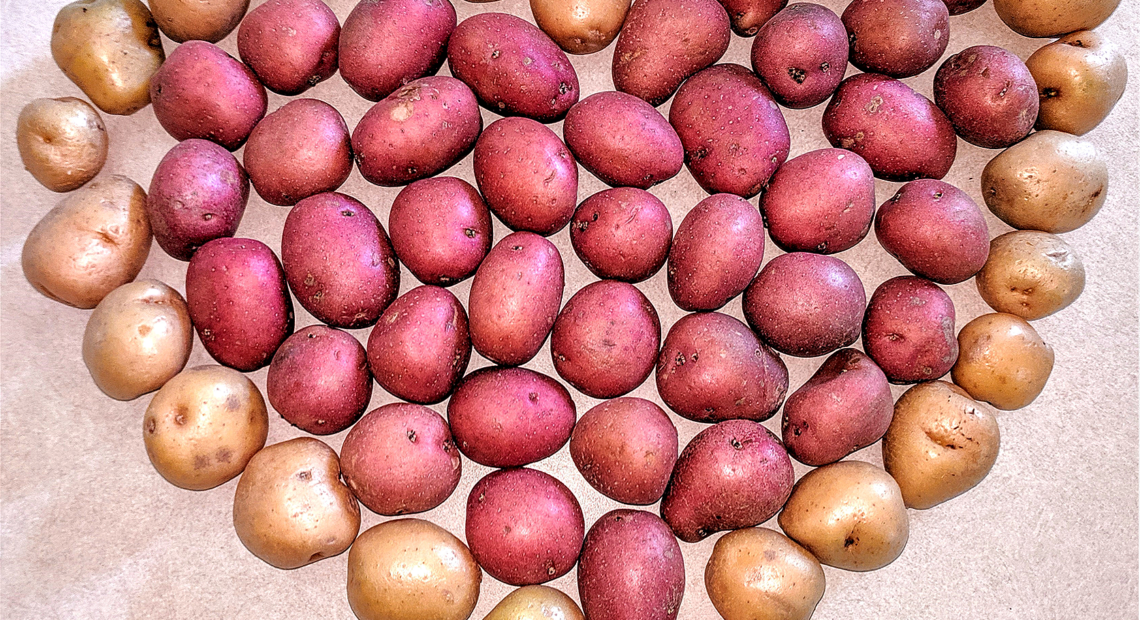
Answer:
top-left (232, 437), bottom-right (360, 570)
top-left (882, 381), bottom-right (1001, 510)
top-left (148, 0), bottom-right (250, 43)
top-left (705, 527), bottom-right (825, 620)
top-left (778, 460), bottom-right (909, 572)
top-left (993, 0), bottom-right (1119, 37)
top-left (981, 130), bottom-right (1108, 233)
top-left (17, 97), bottom-right (108, 192)
top-left (82, 279), bottom-right (192, 401)
top-left (22, 174), bottom-right (152, 309)
top-left (975, 230), bottom-right (1085, 320)
top-left (1027, 30), bottom-right (1128, 136)
top-left (142, 365), bottom-right (269, 490)
top-left (530, 0), bottom-right (631, 54)
top-left (484, 585), bottom-right (584, 620)
top-left (347, 519), bottom-right (481, 620)
top-left (51, 0), bottom-right (166, 116)
top-left (952, 313), bottom-right (1055, 410)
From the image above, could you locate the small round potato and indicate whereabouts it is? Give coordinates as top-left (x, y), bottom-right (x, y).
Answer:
top-left (142, 365), bottom-right (269, 491)
top-left (1027, 30), bottom-right (1128, 136)
top-left (705, 528), bottom-right (826, 620)
top-left (17, 97), bottom-right (108, 192)
top-left (975, 231), bottom-right (1085, 320)
top-left (82, 280), bottom-right (193, 401)
top-left (952, 313), bottom-right (1054, 410)
top-left (148, 0), bottom-right (249, 43)
top-left (530, 0), bottom-right (630, 54)
top-left (485, 586), bottom-right (584, 620)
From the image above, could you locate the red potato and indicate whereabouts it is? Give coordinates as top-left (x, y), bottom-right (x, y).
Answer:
top-left (578, 510), bottom-right (686, 620)
top-left (562, 92), bottom-right (684, 189)
top-left (185, 238), bottom-right (294, 372)
top-left (242, 99), bottom-right (352, 206)
top-left (569, 397), bottom-right (678, 505)
top-left (842, 0), bottom-right (950, 78)
top-left (667, 194), bottom-right (765, 312)
top-left (266, 326), bottom-right (372, 435)
top-left (388, 177), bottom-right (492, 286)
top-left (718, 0), bottom-right (788, 36)
top-left (237, 0), bottom-right (340, 96)
top-left (943, 0), bottom-right (986, 14)
top-left (862, 276), bottom-right (958, 384)
top-left (570, 188), bottom-right (673, 283)
top-left (751, 3), bottom-right (848, 109)
top-left (338, 0), bottom-right (456, 101)
top-left (933, 45), bottom-right (1039, 149)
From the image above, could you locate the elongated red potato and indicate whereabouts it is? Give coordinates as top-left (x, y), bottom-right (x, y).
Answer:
top-left (338, 0), bottom-right (456, 101)
top-left (578, 510), bottom-right (686, 620)
top-left (563, 91), bottom-right (684, 189)
top-left (667, 193), bottom-right (765, 312)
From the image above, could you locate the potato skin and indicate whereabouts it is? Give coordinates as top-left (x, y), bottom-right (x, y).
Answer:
top-left (862, 276), bottom-right (957, 384)
top-left (667, 194), bottom-right (765, 312)
top-left (993, 0), bottom-right (1119, 37)
top-left (842, 0), bottom-right (949, 78)
top-left (17, 97), bottom-right (107, 192)
top-left (242, 99), bottom-right (352, 206)
top-left (750, 3), bottom-right (848, 109)
top-left (22, 174), bottom-right (151, 309)
top-left (577, 510), bottom-right (685, 620)
top-left (563, 92), bottom-right (684, 189)
top-left (570, 188), bottom-right (673, 283)
top-left (705, 528), bottom-right (826, 620)
top-left (530, 0), bottom-right (630, 54)
top-left (952, 313), bottom-right (1054, 410)
top-left (718, 0), bottom-right (788, 36)
top-left (266, 325), bottom-right (372, 435)
top-left (148, 0), bottom-right (248, 43)
top-left (388, 177), bottom-right (492, 286)
top-left (237, 0), bottom-right (340, 96)
top-left (1028, 30), bottom-right (1128, 136)
top-left (943, 0), bottom-right (986, 13)
top-left (485, 586), bottom-right (584, 620)
top-left (569, 397), bottom-right (678, 505)
top-left (933, 45), bottom-right (1038, 149)
top-left (975, 230), bottom-right (1085, 320)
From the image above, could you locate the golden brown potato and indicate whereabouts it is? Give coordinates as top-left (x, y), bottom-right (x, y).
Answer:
top-left (882, 381), bottom-right (1001, 510)
top-left (17, 98), bottom-right (108, 193)
top-left (705, 527), bottom-right (826, 620)
top-left (148, 0), bottom-right (250, 43)
top-left (1028, 30), bottom-right (1128, 136)
top-left (82, 279), bottom-right (192, 401)
top-left (993, 0), bottom-right (1119, 37)
top-left (778, 460), bottom-right (909, 572)
top-left (143, 365), bottom-right (269, 490)
top-left (975, 230), bottom-right (1085, 320)
top-left (232, 437), bottom-right (360, 570)
top-left (530, 0), bottom-right (631, 54)
top-left (952, 313), bottom-right (1055, 410)
top-left (981, 130), bottom-right (1108, 233)
top-left (51, 0), bottom-right (166, 115)
top-left (484, 585), bottom-right (584, 620)
top-left (347, 519), bottom-right (482, 620)
top-left (22, 174), bottom-right (152, 309)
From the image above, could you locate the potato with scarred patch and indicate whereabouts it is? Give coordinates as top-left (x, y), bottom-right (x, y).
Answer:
top-left (975, 231), bottom-right (1085, 320)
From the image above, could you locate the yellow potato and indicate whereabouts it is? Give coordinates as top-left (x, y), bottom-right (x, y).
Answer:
top-left (1028, 30), bottom-right (1128, 136)
top-left (975, 230), bottom-right (1085, 320)
top-left (705, 527), bottom-right (825, 620)
top-left (952, 313), bottom-right (1055, 411)
top-left (484, 585), bottom-right (584, 620)
top-left (148, 0), bottom-right (250, 44)
top-left (530, 0), bottom-right (631, 54)
top-left (993, 0), bottom-right (1119, 38)
top-left (17, 97), bottom-right (108, 192)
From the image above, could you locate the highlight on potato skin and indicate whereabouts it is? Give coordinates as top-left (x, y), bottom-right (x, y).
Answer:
top-left (17, 97), bottom-right (108, 192)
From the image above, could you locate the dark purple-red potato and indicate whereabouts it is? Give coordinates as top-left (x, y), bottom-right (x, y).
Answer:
top-left (242, 99), bottom-right (352, 206)
top-left (147, 139), bottom-right (249, 261)
top-left (340, 403), bottom-right (461, 516)
top-left (366, 286), bottom-right (471, 405)
top-left (863, 276), bottom-right (959, 384)
top-left (447, 12), bottom-right (580, 122)
top-left (150, 41), bottom-right (267, 151)
top-left (570, 188), bottom-right (673, 283)
top-left (237, 0), bottom-right (340, 96)
top-left (447, 366), bottom-right (576, 468)
top-left (875, 179), bottom-right (990, 284)
top-left (185, 238), bottom-right (294, 372)
top-left (466, 468), bottom-right (585, 586)
top-left (473, 117), bottom-right (578, 236)
top-left (667, 194), bottom-right (765, 312)
top-left (656, 312), bottom-right (789, 423)
top-left (388, 177), bottom-right (492, 286)
top-left (782, 348), bottom-right (894, 466)
top-left (933, 45), bottom-right (1039, 149)
top-left (266, 325), bottom-right (371, 435)
top-left (578, 510), bottom-right (686, 620)
top-left (760, 148), bottom-right (875, 254)
top-left (661, 419), bottom-right (795, 543)
top-left (563, 91), bottom-right (684, 189)
top-left (751, 3), bottom-right (848, 109)
top-left (823, 73), bottom-right (958, 182)
top-left (569, 397), bottom-right (678, 505)
top-left (843, 0), bottom-right (950, 78)
top-left (718, 0), bottom-right (789, 36)
top-left (942, 0), bottom-right (987, 14)
top-left (338, 0), bottom-right (456, 101)
top-left (281, 192), bottom-right (399, 329)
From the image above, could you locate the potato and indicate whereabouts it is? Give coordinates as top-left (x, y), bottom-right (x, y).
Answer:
top-left (563, 92), bottom-right (684, 189)
top-left (669, 64), bottom-right (790, 198)
top-left (185, 238), bottom-right (294, 372)
top-left (862, 276), bottom-right (957, 384)
top-left (661, 420), bottom-right (794, 543)
top-left (347, 519), bottom-right (481, 620)
top-left (975, 230), bottom-right (1085, 320)
top-left (667, 194), bottom-right (765, 312)
top-left (448, 12), bottom-right (580, 122)
top-left (447, 367), bottom-right (576, 468)
top-left (148, 0), bottom-right (248, 43)
top-left (83, 280), bottom-right (192, 401)
top-left (719, 0), bottom-right (788, 36)
top-left (993, 0), bottom-right (1119, 37)
top-left (150, 41), bottom-right (267, 150)
top-left (280, 192), bottom-right (400, 329)
top-left (550, 280), bottom-right (661, 399)
top-left (242, 99), bottom-right (352, 206)
top-left (1028, 30), bottom-right (1128, 136)
top-left (577, 510), bottom-right (685, 620)
top-left (981, 130), bottom-right (1108, 233)
top-left (705, 528), bottom-right (826, 620)
top-left (142, 365), bottom-right (269, 491)
top-left (952, 313), bottom-right (1055, 410)
top-left (232, 437), bottom-right (360, 569)
top-left (933, 45), bottom-right (1038, 149)
top-left (882, 381), bottom-right (1001, 509)
top-left (569, 397), bottom-right (678, 505)
top-left (466, 468), bottom-right (585, 586)
top-left (237, 0), bottom-right (340, 96)
top-left (17, 97), bottom-right (107, 192)
top-left (759, 148), bottom-right (875, 254)
top-left (750, 3), bottom-right (848, 109)
top-left (22, 174), bottom-right (151, 309)
top-left (352, 76), bottom-right (482, 187)
top-left (570, 188), bottom-right (672, 283)
top-left (468, 232), bottom-right (565, 366)
top-left (778, 460), bottom-right (909, 571)
top-left (388, 177), bottom-right (492, 286)
top-left (823, 73), bottom-right (957, 182)
top-left (530, 0), bottom-right (630, 54)
top-left (842, 0), bottom-right (949, 78)
top-left (473, 117), bottom-right (578, 236)
top-left (51, 0), bottom-right (165, 116)
top-left (486, 587), bottom-right (583, 620)
top-left (612, 0), bottom-right (731, 106)
top-left (339, 0), bottom-right (455, 102)
top-left (340, 403), bottom-right (462, 515)
top-left (656, 312), bottom-right (789, 423)
top-left (266, 325), bottom-right (372, 435)
top-left (147, 139), bottom-right (249, 261)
